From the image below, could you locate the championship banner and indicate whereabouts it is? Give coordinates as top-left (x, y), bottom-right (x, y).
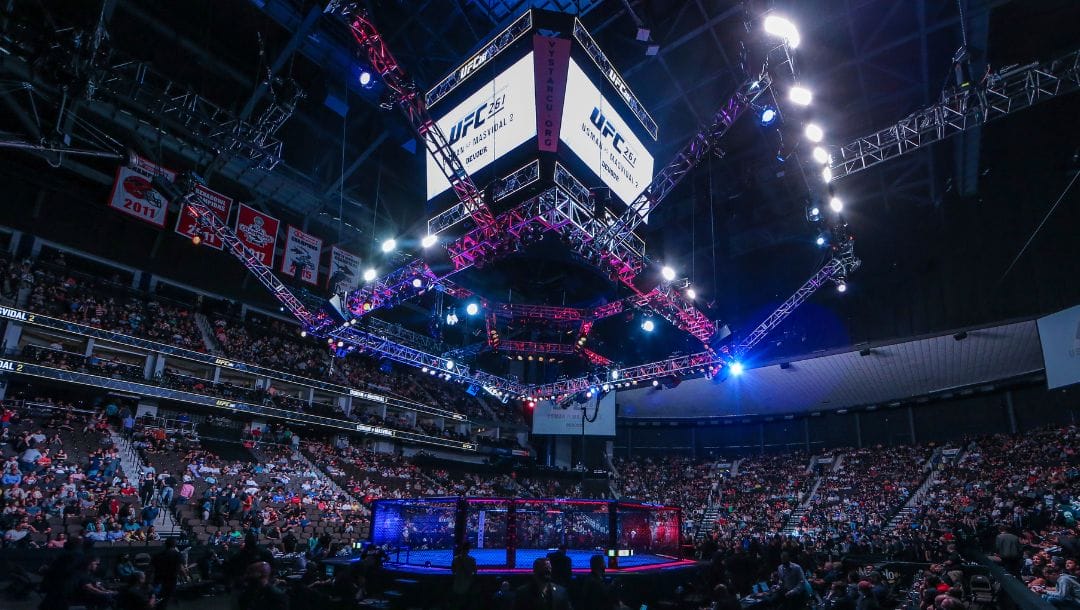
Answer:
top-left (234, 203), bottom-right (279, 266)
top-left (534, 35), bottom-right (571, 152)
top-left (174, 184), bottom-right (233, 249)
top-left (281, 225), bottom-right (323, 285)
top-left (328, 246), bottom-right (362, 292)
top-left (107, 155), bottom-right (176, 227)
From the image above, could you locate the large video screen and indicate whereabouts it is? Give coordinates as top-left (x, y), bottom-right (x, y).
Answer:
top-left (531, 390), bottom-right (616, 436)
top-left (426, 53), bottom-right (537, 200)
top-left (559, 59), bottom-right (654, 206)
top-left (1038, 304), bottom-right (1080, 389)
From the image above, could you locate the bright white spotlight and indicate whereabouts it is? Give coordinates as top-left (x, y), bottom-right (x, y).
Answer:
top-left (411, 278), bottom-right (424, 288)
top-left (789, 86), bottom-right (812, 106)
top-left (829, 196), bottom-right (843, 213)
top-left (686, 288), bottom-right (697, 300)
top-left (804, 123), bottom-right (824, 143)
top-left (759, 107), bottom-right (778, 126)
top-left (660, 266), bottom-right (676, 281)
top-left (651, 379), bottom-right (659, 387)
top-left (445, 360), bottom-right (455, 371)
top-left (763, 15), bottom-right (800, 48)
top-left (815, 235), bottom-right (826, 246)
top-left (822, 166), bottom-right (833, 182)
top-left (810, 206), bottom-right (821, 217)
top-left (358, 70), bottom-right (373, 87)
top-left (811, 146), bottom-right (829, 164)
top-left (381, 238), bottom-right (397, 253)
top-left (837, 281), bottom-right (848, 293)
top-left (641, 319), bottom-right (655, 332)
top-left (611, 369), bottom-right (619, 380)
top-left (730, 362), bottom-right (744, 376)
top-left (421, 234), bottom-right (438, 248)
top-left (362, 268), bottom-right (377, 282)
top-left (465, 303), bottom-right (479, 316)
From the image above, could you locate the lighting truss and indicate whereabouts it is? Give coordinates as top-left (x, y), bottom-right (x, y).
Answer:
top-left (498, 341), bottom-right (613, 366)
top-left (532, 352), bottom-right (718, 398)
top-left (100, 61), bottom-right (296, 171)
top-left (344, 259), bottom-right (438, 315)
top-left (734, 243), bottom-right (859, 356)
top-left (182, 195), bottom-right (325, 330)
top-left (595, 71), bottom-right (773, 258)
top-left (327, 2), bottom-right (496, 234)
top-left (830, 48), bottom-right (1080, 181)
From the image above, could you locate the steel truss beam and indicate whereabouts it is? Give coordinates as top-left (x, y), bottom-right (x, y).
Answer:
top-left (529, 245), bottom-right (860, 398)
top-left (596, 71), bottom-right (773, 253)
top-left (328, 2), bottom-right (496, 233)
top-left (830, 48), bottom-right (1080, 181)
top-left (497, 341), bottom-right (612, 366)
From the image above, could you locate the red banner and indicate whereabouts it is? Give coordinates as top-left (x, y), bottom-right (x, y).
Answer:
top-left (281, 225), bottom-right (323, 285)
top-left (174, 184), bottom-right (233, 249)
top-left (534, 35), bottom-right (571, 153)
top-left (234, 203), bottom-right (279, 266)
top-left (107, 155), bottom-right (176, 227)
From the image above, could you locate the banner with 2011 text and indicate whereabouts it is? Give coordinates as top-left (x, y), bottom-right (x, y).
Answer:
top-left (107, 154), bottom-right (176, 227)
top-left (281, 225), bottom-right (322, 285)
top-left (174, 184), bottom-right (234, 249)
top-left (234, 203), bottom-right (279, 266)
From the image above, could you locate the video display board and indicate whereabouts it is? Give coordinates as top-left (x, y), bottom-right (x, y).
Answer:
top-left (559, 58), bottom-right (655, 206)
top-left (1038, 304), bottom-right (1080, 389)
top-left (531, 390), bottom-right (616, 436)
top-left (426, 53), bottom-right (537, 200)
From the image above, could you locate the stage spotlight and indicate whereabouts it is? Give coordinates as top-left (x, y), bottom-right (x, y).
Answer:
top-left (641, 318), bottom-right (655, 332)
top-left (759, 107), bottom-right (778, 126)
top-left (336, 341), bottom-right (344, 348)
top-left (445, 308), bottom-right (458, 326)
top-left (788, 86), bottom-right (812, 106)
top-left (829, 196), bottom-right (843, 213)
top-left (815, 233), bottom-right (827, 247)
top-left (421, 234), bottom-right (438, 248)
top-left (651, 379), bottom-right (659, 387)
top-left (300, 330), bottom-right (307, 337)
top-left (763, 15), bottom-right (800, 48)
top-left (445, 360), bottom-right (455, 371)
top-left (411, 278), bottom-right (424, 289)
top-left (836, 280), bottom-right (847, 293)
top-left (811, 146), bottom-right (829, 164)
top-left (381, 238), bottom-right (397, 253)
top-left (358, 70), bottom-right (373, 87)
top-left (822, 166), bottom-right (833, 182)
top-left (611, 369), bottom-right (619, 380)
top-left (806, 204), bottom-right (821, 222)
top-left (661, 265), bottom-right (676, 281)
top-left (362, 268), bottom-right (377, 282)
top-left (686, 288), bottom-right (697, 300)
top-left (804, 123), bottom-right (824, 142)
top-left (465, 303), bottom-right (480, 316)
top-left (730, 362), bottom-right (744, 376)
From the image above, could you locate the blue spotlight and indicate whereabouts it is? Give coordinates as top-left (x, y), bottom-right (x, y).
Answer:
top-left (465, 303), bottom-right (480, 316)
top-left (358, 70), bottom-right (373, 87)
top-left (730, 362), bottom-right (744, 376)
top-left (759, 106), bottom-right (778, 126)
top-left (641, 319), bottom-right (655, 332)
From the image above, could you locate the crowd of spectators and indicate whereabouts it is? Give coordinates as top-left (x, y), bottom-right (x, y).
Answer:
top-left (0, 399), bottom-right (165, 549)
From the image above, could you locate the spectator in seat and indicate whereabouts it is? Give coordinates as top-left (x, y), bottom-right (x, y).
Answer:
top-left (1040, 566), bottom-right (1080, 610)
top-left (237, 561), bottom-right (289, 610)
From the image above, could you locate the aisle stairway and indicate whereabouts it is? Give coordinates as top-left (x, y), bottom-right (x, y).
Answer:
top-left (289, 444), bottom-right (362, 506)
top-left (781, 475), bottom-right (823, 536)
top-left (110, 431), bottom-right (183, 537)
top-left (193, 312), bottom-right (221, 353)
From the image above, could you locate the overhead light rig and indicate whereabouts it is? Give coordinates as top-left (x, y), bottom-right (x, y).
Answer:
top-left (828, 48), bottom-right (1080, 182)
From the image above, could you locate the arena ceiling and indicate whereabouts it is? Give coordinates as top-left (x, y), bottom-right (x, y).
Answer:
top-left (0, 0), bottom-right (1077, 379)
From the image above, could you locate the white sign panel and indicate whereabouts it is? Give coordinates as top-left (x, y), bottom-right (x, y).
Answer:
top-left (531, 390), bottom-right (616, 436)
top-left (426, 53), bottom-right (537, 200)
top-left (1038, 304), bottom-right (1080, 389)
top-left (559, 59), bottom-right (654, 206)
top-left (281, 226), bottom-right (322, 286)
top-left (107, 155), bottom-right (176, 227)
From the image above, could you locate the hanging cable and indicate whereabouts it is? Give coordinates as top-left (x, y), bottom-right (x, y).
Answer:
top-left (998, 170), bottom-right (1079, 285)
